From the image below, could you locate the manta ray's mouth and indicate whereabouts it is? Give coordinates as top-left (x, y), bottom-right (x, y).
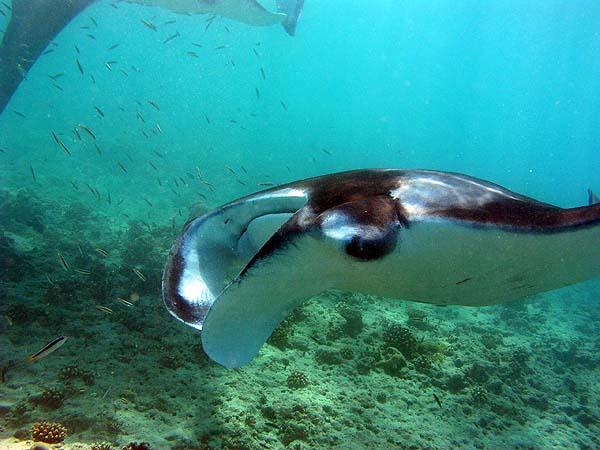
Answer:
top-left (163, 169), bottom-right (600, 368)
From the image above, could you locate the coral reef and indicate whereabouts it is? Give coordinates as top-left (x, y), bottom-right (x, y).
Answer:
top-left (30, 421), bottom-right (68, 443)
top-left (89, 443), bottom-right (113, 450)
top-left (120, 442), bottom-right (153, 450)
top-left (382, 322), bottom-right (419, 359)
top-left (335, 302), bottom-right (363, 337)
top-left (59, 365), bottom-right (95, 385)
top-left (287, 371), bottom-right (310, 389)
top-left (31, 388), bottom-right (65, 409)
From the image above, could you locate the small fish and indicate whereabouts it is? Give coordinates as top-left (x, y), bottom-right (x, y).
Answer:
top-left (260, 68), bottom-right (265, 80)
top-left (104, 62), bottom-right (112, 71)
top-left (30, 166), bottom-right (37, 182)
top-left (95, 248), bottom-right (108, 257)
top-left (321, 148), bottom-right (332, 156)
top-left (117, 161), bottom-right (127, 173)
top-left (52, 84), bottom-right (63, 91)
top-left (255, 87), bottom-right (260, 99)
top-left (152, 150), bottom-right (164, 158)
top-left (94, 106), bottom-right (105, 117)
top-left (280, 100), bottom-right (288, 111)
top-left (433, 393), bottom-right (442, 408)
top-left (75, 269), bottom-right (91, 275)
top-left (215, 45), bottom-right (227, 50)
top-left (58, 140), bottom-right (72, 156)
top-left (163, 31), bottom-right (180, 44)
top-left (253, 48), bottom-right (259, 57)
top-left (107, 43), bottom-right (120, 51)
top-left (141, 19), bottom-right (157, 31)
top-left (94, 143), bottom-right (102, 156)
top-left (78, 123), bottom-right (96, 140)
top-left (28, 336), bottom-right (68, 363)
top-left (95, 305), bottom-right (113, 314)
top-left (75, 45), bottom-right (80, 54)
top-left (48, 73), bottom-right (65, 81)
top-left (257, 182), bottom-right (275, 187)
top-left (143, 198), bottom-right (153, 207)
top-left (119, 68), bottom-right (128, 77)
top-left (86, 33), bottom-right (96, 40)
top-left (43, 48), bottom-right (55, 55)
top-left (192, 42), bottom-right (203, 48)
top-left (224, 25), bottom-right (230, 33)
top-left (75, 57), bottom-right (84, 75)
top-left (155, 123), bottom-right (163, 133)
top-left (1, 2), bottom-right (9, 11)
top-left (90, 74), bottom-right (96, 84)
top-left (0, 8), bottom-right (5, 17)
top-left (164, 19), bottom-right (176, 25)
top-left (73, 127), bottom-right (82, 141)
top-left (224, 165), bottom-right (236, 174)
top-left (117, 297), bottom-right (134, 307)
top-left (204, 115), bottom-right (211, 124)
top-left (13, 110), bottom-right (26, 118)
top-left (45, 274), bottom-right (55, 285)
top-left (132, 267), bottom-right (147, 281)
top-left (156, 177), bottom-right (162, 186)
top-left (90, 17), bottom-right (98, 27)
top-left (148, 161), bottom-right (158, 171)
top-left (51, 130), bottom-right (60, 144)
top-left (187, 51), bottom-right (199, 58)
top-left (136, 110), bottom-right (145, 123)
top-left (146, 99), bottom-right (160, 111)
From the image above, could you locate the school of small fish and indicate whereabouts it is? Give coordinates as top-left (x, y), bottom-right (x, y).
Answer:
top-left (0, 5), bottom-right (338, 366)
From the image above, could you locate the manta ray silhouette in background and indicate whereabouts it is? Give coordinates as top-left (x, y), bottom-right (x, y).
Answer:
top-left (0, 0), bottom-right (304, 114)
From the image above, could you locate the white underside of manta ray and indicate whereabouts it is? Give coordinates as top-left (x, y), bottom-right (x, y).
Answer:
top-left (162, 169), bottom-right (600, 368)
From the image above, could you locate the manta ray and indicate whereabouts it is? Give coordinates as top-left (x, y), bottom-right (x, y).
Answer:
top-left (0, 0), bottom-right (304, 114)
top-left (163, 169), bottom-right (600, 368)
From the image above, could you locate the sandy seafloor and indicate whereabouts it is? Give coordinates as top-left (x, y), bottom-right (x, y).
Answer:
top-left (0, 189), bottom-right (599, 450)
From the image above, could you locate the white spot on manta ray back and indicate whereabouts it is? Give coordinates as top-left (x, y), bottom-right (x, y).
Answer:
top-left (390, 174), bottom-right (522, 219)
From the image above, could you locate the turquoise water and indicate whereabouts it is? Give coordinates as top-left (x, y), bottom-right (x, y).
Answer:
top-left (0, 1), bottom-right (599, 449)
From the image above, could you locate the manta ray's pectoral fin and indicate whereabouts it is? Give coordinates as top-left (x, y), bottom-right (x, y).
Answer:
top-left (162, 186), bottom-right (308, 331)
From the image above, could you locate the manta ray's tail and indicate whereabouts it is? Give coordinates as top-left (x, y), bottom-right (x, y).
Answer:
top-left (276, 0), bottom-right (304, 36)
top-left (588, 189), bottom-right (600, 205)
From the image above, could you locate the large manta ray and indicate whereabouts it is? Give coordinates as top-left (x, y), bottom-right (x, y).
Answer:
top-left (163, 169), bottom-right (600, 368)
top-left (0, 0), bottom-right (304, 114)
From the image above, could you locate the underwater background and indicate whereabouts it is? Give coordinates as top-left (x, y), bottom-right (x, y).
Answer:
top-left (0, 0), bottom-right (599, 449)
